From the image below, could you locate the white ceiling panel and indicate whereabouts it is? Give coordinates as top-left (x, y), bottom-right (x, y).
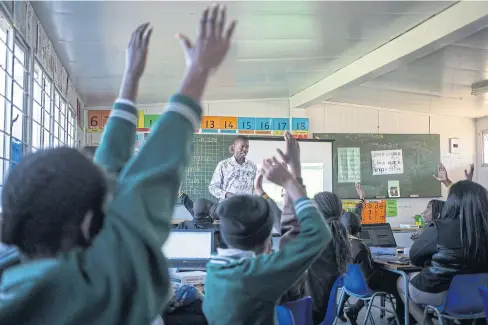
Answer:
top-left (330, 26), bottom-right (488, 118)
top-left (32, 1), bottom-right (454, 107)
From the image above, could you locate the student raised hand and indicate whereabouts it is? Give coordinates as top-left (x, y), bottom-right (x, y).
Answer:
top-left (465, 164), bottom-right (474, 181)
top-left (433, 163), bottom-right (452, 187)
top-left (254, 171), bottom-right (265, 196)
top-left (119, 23), bottom-right (153, 102)
top-left (355, 183), bottom-right (365, 200)
top-left (176, 4), bottom-right (236, 102)
top-left (261, 157), bottom-right (306, 201)
top-left (277, 131), bottom-right (301, 178)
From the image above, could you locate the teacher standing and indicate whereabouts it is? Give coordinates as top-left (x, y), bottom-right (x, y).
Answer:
top-left (209, 135), bottom-right (257, 201)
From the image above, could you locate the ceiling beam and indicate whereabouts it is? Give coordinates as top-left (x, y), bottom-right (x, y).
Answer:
top-left (290, 1), bottom-right (488, 108)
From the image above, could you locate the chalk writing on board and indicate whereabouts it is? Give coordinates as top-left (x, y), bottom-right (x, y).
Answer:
top-left (371, 143), bottom-right (399, 149)
top-left (337, 147), bottom-right (361, 183)
top-left (371, 149), bottom-right (404, 175)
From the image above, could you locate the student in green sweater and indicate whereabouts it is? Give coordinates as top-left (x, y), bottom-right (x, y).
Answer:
top-left (0, 5), bottom-right (236, 325)
top-left (203, 131), bottom-right (331, 325)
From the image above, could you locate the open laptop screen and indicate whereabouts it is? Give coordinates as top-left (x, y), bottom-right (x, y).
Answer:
top-left (360, 223), bottom-right (397, 247)
top-left (162, 230), bottom-right (213, 259)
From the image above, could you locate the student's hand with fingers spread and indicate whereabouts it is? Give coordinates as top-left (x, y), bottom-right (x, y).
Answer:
top-left (433, 164), bottom-right (452, 187)
top-left (120, 23), bottom-right (153, 102)
top-left (176, 4), bottom-right (237, 102)
top-left (254, 170), bottom-right (265, 196)
top-left (177, 4), bottom-right (236, 73)
top-left (277, 132), bottom-right (301, 178)
top-left (261, 157), bottom-right (306, 201)
top-left (355, 183), bottom-right (365, 200)
top-left (262, 158), bottom-right (292, 187)
top-left (465, 164), bottom-right (475, 181)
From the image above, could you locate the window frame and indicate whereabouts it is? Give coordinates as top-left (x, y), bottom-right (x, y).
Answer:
top-left (482, 130), bottom-right (488, 167)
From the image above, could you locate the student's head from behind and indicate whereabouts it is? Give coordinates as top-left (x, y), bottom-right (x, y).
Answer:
top-left (340, 212), bottom-right (362, 236)
top-left (1, 147), bottom-right (109, 259)
top-left (230, 135), bottom-right (249, 161)
top-left (443, 180), bottom-right (488, 264)
top-left (313, 191), bottom-right (352, 273)
top-left (215, 195), bottom-right (272, 254)
top-left (423, 199), bottom-right (445, 222)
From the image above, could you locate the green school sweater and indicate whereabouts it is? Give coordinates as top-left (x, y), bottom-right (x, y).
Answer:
top-left (203, 197), bottom-right (331, 325)
top-left (0, 94), bottom-right (202, 325)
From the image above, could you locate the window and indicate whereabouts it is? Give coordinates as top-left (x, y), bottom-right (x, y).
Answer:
top-left (0, 21), bottom-right (28, 187)
top-left (33, 60), bottom-right (54, 149)
top-left (483, 131), bottom-right (488, 166)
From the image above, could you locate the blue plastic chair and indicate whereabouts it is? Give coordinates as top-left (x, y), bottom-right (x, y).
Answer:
top-left (479, 286), bottom-right (488, 324)
top-left (283, 296), bottom-right (313, 325)
top-left (319, 275), bottom-right (344, 325)
top-left (421, 274), bottom-right (488, 325)
top-left (276, 305), bottom-right (294, 325)
top-left (333, 264), bottom-right (399, 325)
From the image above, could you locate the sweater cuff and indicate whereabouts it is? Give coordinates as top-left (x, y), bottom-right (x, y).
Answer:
top-left (166, 94), bottom-right (203, 129)
top-left (111, 100), bottom-right (138, 125)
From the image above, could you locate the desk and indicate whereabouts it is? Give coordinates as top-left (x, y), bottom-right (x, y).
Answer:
top-left (374, 259), bottom-right (421, 325)
top-left (171, 219), bottom-right (220, 225)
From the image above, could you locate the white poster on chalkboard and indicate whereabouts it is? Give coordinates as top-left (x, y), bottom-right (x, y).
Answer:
top-left (337, 147), bottom-right (361, 183)
top-left (371, 149), bottom-right (404, 175)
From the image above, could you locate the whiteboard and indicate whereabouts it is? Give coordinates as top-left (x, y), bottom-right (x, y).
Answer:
top-left (247, 139), bottom-right (333, 195)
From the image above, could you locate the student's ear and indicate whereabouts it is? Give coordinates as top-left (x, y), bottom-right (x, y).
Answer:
top-left (81, 211), bottom-right (94, 242)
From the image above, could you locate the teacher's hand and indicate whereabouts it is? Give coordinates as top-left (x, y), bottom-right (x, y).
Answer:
top-left (225, 192), bottom-right (235, 198)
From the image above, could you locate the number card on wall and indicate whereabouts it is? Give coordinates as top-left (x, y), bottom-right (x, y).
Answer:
top-left (361, 201), bottom-right (386, 224)
top-left (220, 117), bottom-right (237, 134)
top-left (87, 110), bottom-right (110, 132)
top-left (144, 115), bottom-right (159, 128)
top-left (201, 116), bottom-right (220, 133)
top-left (291, 118), bottom-right (309, 139)
top-left (238, 117), bottom-right (255, 134)
top-left (272, 118), bottom-right (289, 136)
top-left (255, 118), bottom-right (271, 135)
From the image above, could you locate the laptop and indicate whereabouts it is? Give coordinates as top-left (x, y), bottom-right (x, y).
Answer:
top-left (360, 223), bottom-right (397, 247)
top-left (161, 229), bottom-right (215, 269)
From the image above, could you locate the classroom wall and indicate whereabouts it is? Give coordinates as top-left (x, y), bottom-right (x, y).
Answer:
top-left (476, 117), bottom-right (488, 189)
top-left (84, 99), bottom-right (476, 226)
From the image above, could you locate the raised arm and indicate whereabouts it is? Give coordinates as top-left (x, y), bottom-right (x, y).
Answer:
top-left (254, 170), bottom-right (282, 231)
top-left (93, 24), bottom-right (149, 177)
top-left (209, 162), bottom-right (226, 199)
top-left (247, 155), bottom-right (330, 298)
top-left (277, 132), bottom-right (303, 247)
top-left (56, 7), bottom-right (236, 324)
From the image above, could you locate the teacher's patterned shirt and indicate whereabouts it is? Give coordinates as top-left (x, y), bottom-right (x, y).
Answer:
top-left (209, 156), bottom-right (257, 201)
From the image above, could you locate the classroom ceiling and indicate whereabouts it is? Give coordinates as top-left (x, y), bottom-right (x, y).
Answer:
top-left (326, 26), bottom-right (488, 118)
top-left (32, 1), bottom-right (456, 107)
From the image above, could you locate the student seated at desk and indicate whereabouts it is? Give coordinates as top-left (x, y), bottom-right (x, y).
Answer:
top-left (203, 132), bottom-right (331, 325)
top-left (340, 212), bottom-right (406, 325)
top-left (399, 180), bottom-right (488, 325)
top-left (176, 198), bottom-right (217, 230)
top-left (410, 199), bottom-right (445, 240)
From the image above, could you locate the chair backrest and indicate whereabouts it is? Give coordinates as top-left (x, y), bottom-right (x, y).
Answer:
top-left (478, 287), bottom-right (488, 322)
top-left (319, 275), bottom-right (344, 325)
top-left (343, 263), bottom-right (372, 298)
top-left (283, 296), bottom-right (313, 325)
top-left (276, 305), bottom-right (295, 325)
top-left (442, 274), bottom-right (488, 315)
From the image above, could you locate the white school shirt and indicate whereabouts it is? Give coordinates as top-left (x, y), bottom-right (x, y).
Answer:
top-left (208, 156), bottom-right (257, 201)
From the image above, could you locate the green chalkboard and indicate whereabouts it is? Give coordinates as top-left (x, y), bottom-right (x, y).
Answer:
top-left (313, 133), bottom-right (441, 199)
top-left (181, 134), bottom-right (236, 202)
